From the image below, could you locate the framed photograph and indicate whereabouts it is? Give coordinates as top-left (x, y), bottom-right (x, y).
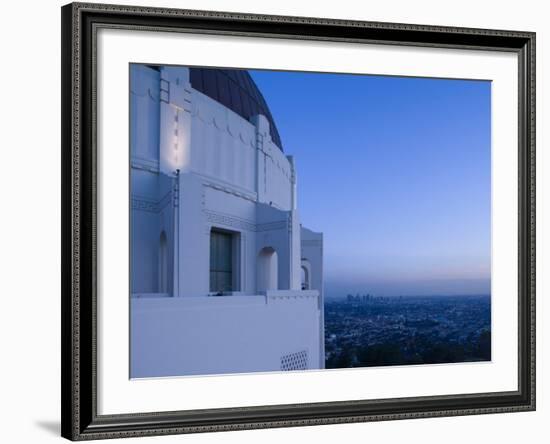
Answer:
top-left (61, 2), bottom-right (536, 440)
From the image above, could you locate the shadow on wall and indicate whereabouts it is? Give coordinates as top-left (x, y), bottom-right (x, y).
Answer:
top-left (257, 246), bottom-right (278, 292)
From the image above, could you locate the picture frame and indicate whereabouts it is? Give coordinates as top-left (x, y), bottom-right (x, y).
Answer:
top-left (61, 2), bottom-right (536, 440)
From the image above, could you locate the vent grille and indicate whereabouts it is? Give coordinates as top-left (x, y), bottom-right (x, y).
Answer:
top-left (280, 350), bottom-right (308, 371)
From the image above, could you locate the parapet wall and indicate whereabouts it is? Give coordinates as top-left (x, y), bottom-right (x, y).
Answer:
top-left (130, 291), bottom-right (321, 378)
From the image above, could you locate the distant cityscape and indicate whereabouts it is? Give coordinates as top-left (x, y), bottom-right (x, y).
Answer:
top-left (324, 294), bottom-right (491, 368)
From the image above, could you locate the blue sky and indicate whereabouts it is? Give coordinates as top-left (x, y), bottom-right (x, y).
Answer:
top-left (250, 70), bottom-right (491, 297)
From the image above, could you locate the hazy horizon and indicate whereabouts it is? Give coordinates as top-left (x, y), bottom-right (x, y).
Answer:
top-left (323, 278), bottom-right (491, 299)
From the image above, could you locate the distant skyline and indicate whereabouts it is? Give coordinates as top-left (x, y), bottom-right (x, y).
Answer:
top-left (250, 70), bottom-right (491, 297)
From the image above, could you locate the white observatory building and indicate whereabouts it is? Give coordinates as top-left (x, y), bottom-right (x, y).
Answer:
top-left (130, 64), bottom-right (324, 377)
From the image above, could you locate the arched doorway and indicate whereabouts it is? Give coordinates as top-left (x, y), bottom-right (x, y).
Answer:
top-left (159, 231), bottom-right (168, 293)
top-left (257, 247), bottom-right (278, 292)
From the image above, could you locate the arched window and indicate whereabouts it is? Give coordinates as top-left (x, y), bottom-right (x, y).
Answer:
top-left (159, 231), bottom-right (168, 293)
top-left (257, 247), bottom-right (278, 292)
top-left (301, 265), bottom-right (309, 290)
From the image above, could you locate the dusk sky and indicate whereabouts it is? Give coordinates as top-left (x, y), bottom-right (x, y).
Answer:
top-left (250, 70), bottom-right (491, 297)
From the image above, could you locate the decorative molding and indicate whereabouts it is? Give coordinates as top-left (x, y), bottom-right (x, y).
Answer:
top-left (130, 87), bottom-right (159, 102)
top-left (131, 156), bottom-right (160, 173)
top-left (160, 78), bottom-right (170, 104)
top-left (203, 179), bottom-right (257, 203)
top-left (266, 290), bottom-right (320, 303)
top-left (257, 221), bottom-right (288, 232)
top-left (192, 97), bottom-right (256, 149)
top-left (158, 190), bottom-right (172, 212)
top-left (204, 209), bottom-right (288, 233)
top-left (77, 2), bottom-right (536, 40)
top-left (204, 210), bottom-right (257, 232)
top-left (131, 197), bottom-right (157, 213)
top-left (132, 191), bottom-right (173, 213)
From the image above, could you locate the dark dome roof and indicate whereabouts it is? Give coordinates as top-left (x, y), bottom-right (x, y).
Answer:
top-left (189, 68), bottom-right (283, 150)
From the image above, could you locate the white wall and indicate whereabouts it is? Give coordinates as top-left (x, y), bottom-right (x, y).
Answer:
top-left (130, 293), bottom-right (321, 377)
top-left (174, 172), bottom-right (300, 297)
top-left (0, 1), bottom-right (547, 444)
top-left (130, 65), bottom-right (160, 164)
top-left (131, 63), bottom-right (300, 297)
top-left (190, 86), bottom-right (258, 191)
top-left (130, 64), bottom-right (177, 294)
top-left (301, 227), bottom-right (325, 367)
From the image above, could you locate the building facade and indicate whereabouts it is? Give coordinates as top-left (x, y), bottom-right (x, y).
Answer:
top-left (130, 64), bottom-right (324, 377)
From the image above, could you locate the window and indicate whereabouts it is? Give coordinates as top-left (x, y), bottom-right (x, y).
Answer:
top-left (210, 229), bottom-right (235, 293)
